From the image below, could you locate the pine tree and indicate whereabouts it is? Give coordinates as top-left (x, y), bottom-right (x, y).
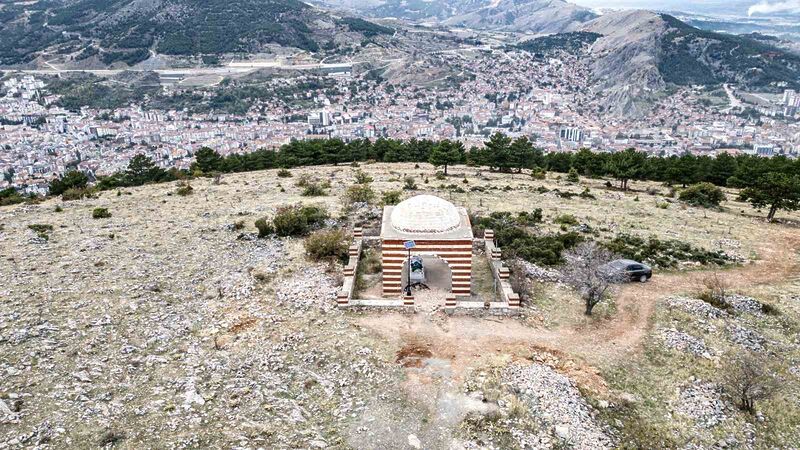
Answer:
top-left (192, 147), bottom-right (223, 173)
top-left (604, 148), bottom-right (646, 190)
top-left (483, 132), bottom-right (513, 172)
top-left (428, 139), bottom-right (464, 175)
top-left (125, 154), bottom-right (168, 186)
top-left (739, 173), bottom-right (800, 221)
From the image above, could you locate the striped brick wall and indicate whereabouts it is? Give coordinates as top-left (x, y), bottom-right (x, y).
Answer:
top-left (382, 239), bottom-right (473, 297)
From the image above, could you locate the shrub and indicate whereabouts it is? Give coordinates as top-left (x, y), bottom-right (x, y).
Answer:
top-left (344, 184), bottom-right (375, 205)
top-left (679, 182), bottom-right (726, 208)
top-left (277, 169), bottom-right (292, 178)
top-left (232, 220), bottom-right (246, 231)
top-left (360, 248), bottom-right (382, 274)
top-left (0, 187), bottom-right (26, 206)
top-left (761, 302), bottom-right (780, 316)
top-left (721, 352), bottom-right (780, 414)
top-left (175, 182), bottom-right (194, 196)
top-left (92, 207), bottom-right (111, 219)
top-left (697, 290), bottom-right (733, 312)
top-left (302, 182), bottom-right (327, 197)
top-left (353, 169), bottom-right (373, 184)
top-left (474, 212), bottom-right (583, 266)
top-left (403, 176), bottom-right (417, 190)
top-left (54, 205), bottom-right (63, 213)
top-left (566, 167), bottom-right (580, 183)
top-left (531, 167), bottom-right (546, 180)
top-left (254, 217), bottom-right (274, 237)
top-left (28, 223), bottom-right (53, 233)
top-left (604, 233), bottom-right (731, 268)
top-left (517, 209), bottom-right (543, 226)
top-left (554, 214), bottom-right (579, 226)
top-left (62, 187), bottom-right (94, 201)
top-left (28, 223), bottom-right (53, 240)
top-left (273, 204), bottom-right (328, 237)
top-left (579, 188), bottom-right (595, 200)
top-left (295, 174), bottom-right (311, 187)
top-left (435, 172), bottom-right (446, 181)
top-left (49, 170), bottom-right (88, 196)
top-left (304, 229), bottom-right (349, 263)
top-left (381, 190), bottom-right (402, 206)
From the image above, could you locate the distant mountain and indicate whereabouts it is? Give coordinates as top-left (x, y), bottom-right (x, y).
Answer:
top-left (516, 9), bottom-right (800, 116)
top-left (314, 0), bottom-right (597, 33)
top-left (583, 11), bottom-right (800, 115)
top-left (442, 0), bottom-right (597, 33)
top-left (0, 0), bottom-right (394, 67)
top-left (312, 0), bottom-right (490, 21)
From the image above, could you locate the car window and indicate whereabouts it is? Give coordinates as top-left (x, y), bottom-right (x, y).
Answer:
top-left (628, 265), bottom-right (643, 270)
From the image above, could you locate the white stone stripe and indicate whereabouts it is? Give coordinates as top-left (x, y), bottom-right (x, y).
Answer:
top-left (382, 263), bottom-right (473, 269)
top-left (383, 243), bottom-right (472, 249)
top-left (383, 250), bottom-right (473, 255)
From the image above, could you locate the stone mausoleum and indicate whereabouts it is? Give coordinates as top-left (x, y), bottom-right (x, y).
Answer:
top-left (380, 195), bottom-right (474, 298)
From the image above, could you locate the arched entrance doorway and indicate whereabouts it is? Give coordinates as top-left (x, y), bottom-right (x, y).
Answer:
top-left (400, 255), bottom-right (453, 309)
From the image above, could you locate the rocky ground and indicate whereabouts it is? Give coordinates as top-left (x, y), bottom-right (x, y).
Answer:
top-left (2, 163), bottom-right (800, 448)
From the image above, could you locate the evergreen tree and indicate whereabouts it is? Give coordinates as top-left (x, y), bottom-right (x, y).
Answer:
top-left (739, 173), bottom-right (800, 222)
top-left (709, 152), bottom-right (738, 187)
top-left (48, 170), bottom-right (88, 195)
top-left (428, 140), bottom-right (464, 175)
top-left (321, 138), bottom-right (346, 165)
top-left (124, 154), bottom-right (169, 186)
top-left (509, 136), bottom-right (537, 173)
top-left (483, 132), bottom-right (513, 172)
top-left (546, 152), bottom-right (573, 173)
top-left (573, 148), bottom-right (603, 177)
top-left (605, 148), bottom-right (646, 190)
top-left (192, 147), bottom-right (223, 173)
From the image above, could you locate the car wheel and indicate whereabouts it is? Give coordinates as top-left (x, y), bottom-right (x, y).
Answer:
top-left (639, 274), bottom-right (648, 283)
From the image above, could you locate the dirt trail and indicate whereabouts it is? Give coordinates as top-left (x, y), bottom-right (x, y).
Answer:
top-left (357, 228), bottom-right (800, 376)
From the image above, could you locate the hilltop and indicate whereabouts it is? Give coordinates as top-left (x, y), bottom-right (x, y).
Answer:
top-left (2, 163), bottom-right (800, 448)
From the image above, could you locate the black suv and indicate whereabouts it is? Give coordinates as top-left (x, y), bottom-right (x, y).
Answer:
top-left (601, 259), bottom-right (653, 283)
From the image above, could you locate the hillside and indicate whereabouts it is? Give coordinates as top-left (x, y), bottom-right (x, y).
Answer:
top-left (656, 14), bottom-right (800, 89)
top-left (0, 0), bottom-right (394, 67)
top-left (514, 9), bottom-right (800, 116)
top-left (312, 0), bottom-right (490, 21)
top-left (2, 163), bottom-right (800, 447)
top-left (442, 0), bottom-right (597, 33)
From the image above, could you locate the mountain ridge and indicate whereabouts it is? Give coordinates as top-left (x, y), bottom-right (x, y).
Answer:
top-left (0, 0), bottom-right (394, 67)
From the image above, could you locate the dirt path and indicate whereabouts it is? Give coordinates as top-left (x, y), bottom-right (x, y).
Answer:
top-left (357, 227), bottom-right (800, 377)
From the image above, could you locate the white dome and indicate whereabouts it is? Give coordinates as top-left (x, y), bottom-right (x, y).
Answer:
top-left (390, 195), bottom-right (461, 234)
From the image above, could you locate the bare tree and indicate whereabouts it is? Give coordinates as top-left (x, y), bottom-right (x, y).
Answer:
top-left (561, 242), bottom-right (623, 315)
top-left (722, 352), bottom-right (780, 414)
top-left (702, 271), bottom-right (729, 303)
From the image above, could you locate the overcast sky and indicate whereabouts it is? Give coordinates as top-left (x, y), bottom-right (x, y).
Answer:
top-left (571, 0), bottom-right (736, 9)
top-left (570, 0), bottom-right (800, 16)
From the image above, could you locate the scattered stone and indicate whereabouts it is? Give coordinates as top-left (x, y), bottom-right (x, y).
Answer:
top-left (503, 363), bottom-right (615, 449)
top-left (666, 296), bottom-right (726, 319)
top-left (674, 381), bottom-right (730, 429)
top-left (275, 266), bottom-right (339, 311)
top-left (407, 434), bottom-right (421, 449)
top-left (517, 259), bottom-right (561, 283)
top-left (72, 371), bottom-right (91, 383)
top-left (659, 328), bottom-right (715, 358)
top-left (727, 323), bottom-right (767, 352)
top-left (724, 295), bottom-right (763, 315)
top-left (0, 398), bottom-right (16, 421)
